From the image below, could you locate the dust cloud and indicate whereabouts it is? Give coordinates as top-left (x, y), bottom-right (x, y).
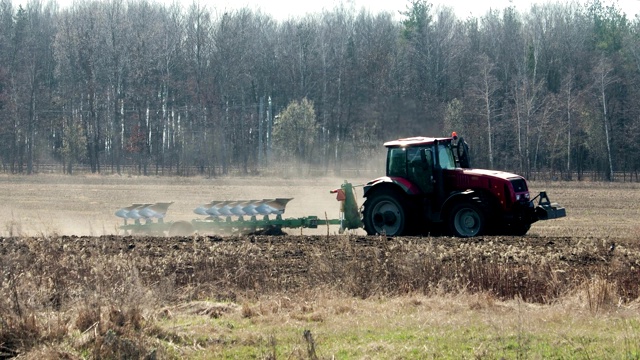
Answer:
top-left (0, 173), bottom-right (372, 237)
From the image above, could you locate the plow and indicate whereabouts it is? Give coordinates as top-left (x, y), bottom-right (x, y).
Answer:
top-left (116, 181), bottom-right (363, 236)
top-left (115, 132), bottom-right (566, 237)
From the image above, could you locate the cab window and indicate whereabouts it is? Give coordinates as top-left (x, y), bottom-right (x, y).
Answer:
top-left (387, 148), bottom-right (407, 177)
top-left (438, 144), bottom-right (456, 169)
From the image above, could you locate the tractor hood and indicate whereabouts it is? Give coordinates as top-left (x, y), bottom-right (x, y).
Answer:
top-left (443, 168), bottom-right (527, 192)
top-left (457, 168), bottom-right (524, 181)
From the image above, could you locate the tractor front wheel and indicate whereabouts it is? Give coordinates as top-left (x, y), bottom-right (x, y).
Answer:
top-left (362, 189), bottom-right (410, 236)
top-left (449, 202), bottom-right (485, 237)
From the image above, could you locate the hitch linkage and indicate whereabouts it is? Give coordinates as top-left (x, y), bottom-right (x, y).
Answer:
top-left (531, 191), bottom-right (566, 220)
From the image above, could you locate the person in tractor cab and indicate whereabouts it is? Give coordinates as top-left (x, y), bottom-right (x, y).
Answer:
top-left (451, 131), bottom-right (470, 168)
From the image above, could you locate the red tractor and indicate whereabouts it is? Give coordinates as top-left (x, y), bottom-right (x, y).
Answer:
top-left (361, 133), bottom-right (566, 237)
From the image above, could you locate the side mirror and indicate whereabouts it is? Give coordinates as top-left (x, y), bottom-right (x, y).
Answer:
top-left (453, 138), bottom-right (470, 168)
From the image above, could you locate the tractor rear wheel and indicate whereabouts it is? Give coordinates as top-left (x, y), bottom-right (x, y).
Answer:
top-left (168, 221), bottom-right (195, 237)
top-left (362, 189), bottom-right (410, 236)
top-left (449, 202), bottom-right (485, 237)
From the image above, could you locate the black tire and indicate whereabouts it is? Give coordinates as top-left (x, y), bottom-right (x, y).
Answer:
top-left (168, 221), bottom-right (195, 236)
top-left (362, 188), bottom-right (410, 236)
top-left (448, 202), bottom-right (485, 237)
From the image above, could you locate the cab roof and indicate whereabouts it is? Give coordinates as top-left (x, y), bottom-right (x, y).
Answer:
top-left (384, 136), bottom-right (452, 148)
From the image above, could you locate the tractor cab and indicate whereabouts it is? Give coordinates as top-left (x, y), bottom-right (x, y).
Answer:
top-left (385, 137), bottom-right (458, 194)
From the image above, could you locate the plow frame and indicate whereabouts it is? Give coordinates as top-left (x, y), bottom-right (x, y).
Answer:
top-left (117, 181), bottom-right (362, 236)
top-left (119, 215), bottom-right (344, 236)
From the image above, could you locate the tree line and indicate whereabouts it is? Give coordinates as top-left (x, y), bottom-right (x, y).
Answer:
top-left (0, 0), bottom-right (639, 180)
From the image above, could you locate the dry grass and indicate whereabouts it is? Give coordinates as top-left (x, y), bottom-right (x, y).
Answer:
top-left (527, 180), bottom-right (640, 239)
top-left (1, 233), bottom-right (640, 358)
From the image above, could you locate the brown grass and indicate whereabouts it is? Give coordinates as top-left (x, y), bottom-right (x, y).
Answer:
top-left (1, 233), bottom-right (640, 358)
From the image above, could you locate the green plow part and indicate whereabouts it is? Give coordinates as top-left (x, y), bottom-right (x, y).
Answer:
top-left (119, 215), bottom-right (344, 235)
top-left (116, 181), bottom-right (363, 236)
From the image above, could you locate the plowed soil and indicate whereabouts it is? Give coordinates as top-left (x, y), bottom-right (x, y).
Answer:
top-left (2, 174), bottom-right (640, 303)
top-left (2, 232), bottom-right (639, 304)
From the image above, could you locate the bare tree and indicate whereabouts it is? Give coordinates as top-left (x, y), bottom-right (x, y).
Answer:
top-left (469, 54), bottom-right (499, 169)
top-left (0, 0), bottom-right (639, 180)
top-left (104, 0), bottom-right (127, 174)
top-left (593, 55), bottom-right (617, 180)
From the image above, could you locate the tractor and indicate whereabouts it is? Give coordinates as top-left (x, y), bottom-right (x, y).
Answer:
top-left (115, 133), bottom-right (565, 238)
top-left (361, 133), bottom-right (566, 237)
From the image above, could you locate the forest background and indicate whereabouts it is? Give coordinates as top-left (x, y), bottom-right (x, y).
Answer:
top-left (1, 0), bottom-right (639, 181)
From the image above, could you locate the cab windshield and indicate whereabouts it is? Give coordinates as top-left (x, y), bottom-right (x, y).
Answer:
top-left (438, 144), bottom-right (456, 169)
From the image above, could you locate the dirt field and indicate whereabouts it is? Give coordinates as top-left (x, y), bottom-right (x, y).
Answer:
top-left (2, 173), bottom-right (639, 238)
top-left (2, 174), bottom-right (640, 358)
top-left (2, 174), bottom-right (639, 304)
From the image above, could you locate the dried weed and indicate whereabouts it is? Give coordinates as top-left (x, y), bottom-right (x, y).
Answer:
top-left (1, 232), bottom-right (640, 357)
